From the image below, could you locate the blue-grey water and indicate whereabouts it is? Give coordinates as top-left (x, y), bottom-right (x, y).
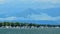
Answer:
top-left (0, 28), bottom-right (60, 34)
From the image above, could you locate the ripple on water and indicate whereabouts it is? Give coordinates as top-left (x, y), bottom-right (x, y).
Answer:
top-left (0, 28), bottom-right (60, 34)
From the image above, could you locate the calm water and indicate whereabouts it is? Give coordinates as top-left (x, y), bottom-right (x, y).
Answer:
top-left (0, 28), bottom-right (60, 34)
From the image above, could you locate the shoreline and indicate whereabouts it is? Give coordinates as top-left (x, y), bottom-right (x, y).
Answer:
top-left (0, 26), bottom-right (59, 29)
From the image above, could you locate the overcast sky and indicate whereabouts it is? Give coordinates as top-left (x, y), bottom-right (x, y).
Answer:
top-left (0, 0), bottom-right (60, 23)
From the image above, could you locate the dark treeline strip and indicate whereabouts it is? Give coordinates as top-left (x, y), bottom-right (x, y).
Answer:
top-left (0, 22), bottom-right (60, 28)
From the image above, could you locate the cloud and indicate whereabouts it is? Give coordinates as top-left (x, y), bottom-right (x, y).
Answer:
top-left (31, 0), bottom-right (60, 9)
top-left (0, 17), bottom-right (17, 21)
top-left (49, 0), bottom-right (60, 4)
top-left (18, 0), bottom-right (60, 9)
top-left (0, 0), bottom-right (4, 2)
top-left (19, 0), bottom-right (60, 3)
top-left (26, 13), bottom-right (60, 21)
top-left (0, 13), bottom-right (60, 21)
top-left (0, 16), bottom-right (28, 21)
top-left (32, 0), bottom-right (60, 3)
top-left (0, 0), bottom-right (59, 9)
top-left (0, 0), bottom-right (5, 4)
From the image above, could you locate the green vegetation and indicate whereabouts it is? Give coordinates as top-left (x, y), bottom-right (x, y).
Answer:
top-left (0, 22), bottom-right (60, 28)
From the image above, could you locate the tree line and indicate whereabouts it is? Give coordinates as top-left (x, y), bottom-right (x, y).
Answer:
top-left (0, 22), bottom-right (60, 28)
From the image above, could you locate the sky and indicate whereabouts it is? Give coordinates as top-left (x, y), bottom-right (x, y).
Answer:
top-left (0, 0), bottom-right (60, 24)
